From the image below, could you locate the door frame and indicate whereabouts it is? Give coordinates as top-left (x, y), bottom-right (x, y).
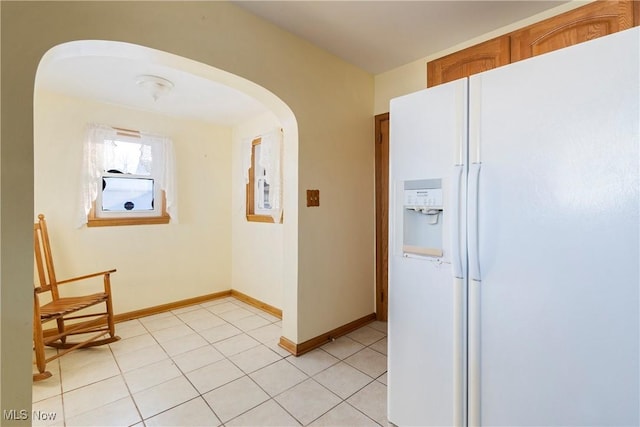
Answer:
top-left (375, 113), bottom-right (389, 321)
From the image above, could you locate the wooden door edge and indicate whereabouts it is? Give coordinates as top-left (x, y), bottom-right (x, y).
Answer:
top-left (374, 113), bottom-right (389, 322)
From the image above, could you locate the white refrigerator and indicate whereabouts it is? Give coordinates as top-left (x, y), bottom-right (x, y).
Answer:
top-left (388, 27), bottom-right (639, 427)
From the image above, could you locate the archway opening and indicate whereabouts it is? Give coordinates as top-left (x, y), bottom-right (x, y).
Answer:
top-left (33, 40), bottom-right (299, 364)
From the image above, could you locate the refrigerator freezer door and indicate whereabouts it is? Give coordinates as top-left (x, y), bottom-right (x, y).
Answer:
top-left (388, 79), bottom-right (467, 426)
top-left (469, 27), bottom-right (639, 426)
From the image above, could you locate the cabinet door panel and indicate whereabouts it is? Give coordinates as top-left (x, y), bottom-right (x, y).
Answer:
top-left (511, 0), bottom-right (634, 62)
top-left (427, 36), bottom-right (509, 88)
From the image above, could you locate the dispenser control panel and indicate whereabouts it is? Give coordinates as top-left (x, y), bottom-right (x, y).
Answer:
top-left (404, 188), bottom-right (443, 209)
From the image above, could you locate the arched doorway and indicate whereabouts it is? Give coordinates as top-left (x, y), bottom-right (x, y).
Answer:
top-left (33, 39), bottom-right (299, 387)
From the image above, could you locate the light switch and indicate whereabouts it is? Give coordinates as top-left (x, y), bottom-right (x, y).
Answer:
top-left (307, 189), bottom-right (320, 207)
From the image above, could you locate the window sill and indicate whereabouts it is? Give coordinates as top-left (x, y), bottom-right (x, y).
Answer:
top-left (87, 214), bottom-right (170, 227)
top-left (88, 192), bottom-right (170, 227)
top-left (246, 214), bottom-right (277, 224)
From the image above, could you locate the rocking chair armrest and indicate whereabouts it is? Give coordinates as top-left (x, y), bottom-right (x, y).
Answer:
top-left (34, 285), bottom-right (49, 294)
top-left (57, 269), bottom-right (117, 285)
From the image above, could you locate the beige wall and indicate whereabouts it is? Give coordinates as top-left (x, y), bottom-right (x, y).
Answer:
top-left (231, 112), bottom-right (284, 309)
top-left (34, 90), bottom-right (233, 312)
top-left (4, 0), bottom-right (586, 418)
top-left (35, 91), bottom-right (289, 317)
top-left (374, 1), bottom-right (588, 115)
top-left (1, 1), bottom-right (374, 418)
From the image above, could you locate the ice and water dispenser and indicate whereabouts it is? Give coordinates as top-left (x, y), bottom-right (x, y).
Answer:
top-left (403, 179), bottom-right (443, 257)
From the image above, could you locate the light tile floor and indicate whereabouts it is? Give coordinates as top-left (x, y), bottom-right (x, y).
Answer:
top-left (32, 297), bottom-right (388, 426)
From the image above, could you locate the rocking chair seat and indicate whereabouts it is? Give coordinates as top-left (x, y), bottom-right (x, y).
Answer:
top-left (39, 293), bottom-right (108, 321)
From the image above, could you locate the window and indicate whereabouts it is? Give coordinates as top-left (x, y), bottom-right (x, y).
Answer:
top-left (78, 124), bottom-right (177, 227)
top-left (244, 130), bottom-right (283, 223)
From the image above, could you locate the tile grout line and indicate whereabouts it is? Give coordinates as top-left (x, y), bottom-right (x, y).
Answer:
top-left (140, 303), bottom-right (256, 425)
top-left (136, 299), bottom-right (284, 425)
top-left (35, 297), bottom-right (387, 426)
top-left (110, 330), bottom-right (152, 427)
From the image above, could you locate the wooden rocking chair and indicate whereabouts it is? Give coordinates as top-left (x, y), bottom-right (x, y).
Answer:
top-left (33, 214), bottom-right (120, 381)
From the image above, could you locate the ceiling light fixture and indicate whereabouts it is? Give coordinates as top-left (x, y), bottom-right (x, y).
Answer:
top-left (135, 75), bottom-right (174, 102)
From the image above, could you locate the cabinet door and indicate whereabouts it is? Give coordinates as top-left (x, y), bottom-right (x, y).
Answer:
top-left (427, 36), bottom-right (509, 88)
top-left (511, 0), bottom-right (635, 62)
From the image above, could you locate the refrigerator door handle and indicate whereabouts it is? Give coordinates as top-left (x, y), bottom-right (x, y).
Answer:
top-left (468, 162), bottom-right (481, 281)
top-left (452, 164), bottom-right (465, 279)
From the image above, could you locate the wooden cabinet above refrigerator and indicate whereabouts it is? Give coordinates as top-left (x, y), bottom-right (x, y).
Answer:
top-left (427, 0), bottom-right (638, 88)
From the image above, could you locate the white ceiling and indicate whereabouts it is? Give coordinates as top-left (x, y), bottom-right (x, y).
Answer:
top-left (36, 1), bottom-right (568, 125)
top-left (36, 54), bottom-right (271, 127)
top-left (232, 1), bottom-right (567, 75)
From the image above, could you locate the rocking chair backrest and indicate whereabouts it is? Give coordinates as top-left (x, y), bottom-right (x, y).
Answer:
top-left (34, 214), bottom-right (60, 300)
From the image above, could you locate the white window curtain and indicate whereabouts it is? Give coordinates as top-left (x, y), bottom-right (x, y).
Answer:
top-left (243, 129), bottom-right (283, 223)
top-left (77, 123), bottom-right (178, 227)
